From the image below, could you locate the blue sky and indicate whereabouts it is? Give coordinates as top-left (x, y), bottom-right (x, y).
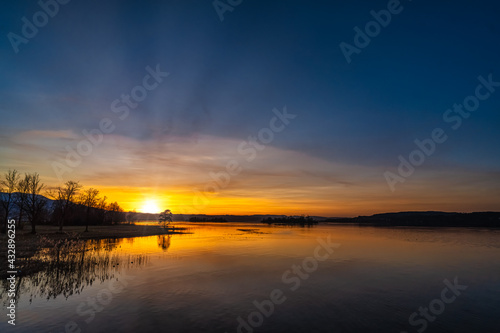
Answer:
top-left (1, 0), bottom-right (499, 215)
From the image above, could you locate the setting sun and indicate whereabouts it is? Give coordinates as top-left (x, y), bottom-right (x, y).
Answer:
top-left (141, 200), bottom-right (160, 214)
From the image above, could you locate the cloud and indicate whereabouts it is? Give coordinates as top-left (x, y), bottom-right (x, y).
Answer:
top-left (16, 129), bottom-right (79, 141)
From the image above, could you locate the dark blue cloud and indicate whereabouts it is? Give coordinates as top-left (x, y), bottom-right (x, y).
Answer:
top-left (1, 0), bottom-right (499, 173)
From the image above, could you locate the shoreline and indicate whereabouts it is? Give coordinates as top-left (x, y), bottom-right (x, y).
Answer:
top-left (3, 223), bottom-right (188, 241)
top-left (0, 224), bottom-right (188, 273)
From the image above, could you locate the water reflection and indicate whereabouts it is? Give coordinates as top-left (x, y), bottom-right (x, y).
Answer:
top-left (157, 234), bottom-right (171, 251)
top-left (0, 238), bottom-right (152, 305)
top-left (1, 224), bottom-right (499, 333)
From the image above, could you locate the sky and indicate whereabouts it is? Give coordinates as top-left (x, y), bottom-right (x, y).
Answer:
top-left (1, 0), bottom-right (499, 216)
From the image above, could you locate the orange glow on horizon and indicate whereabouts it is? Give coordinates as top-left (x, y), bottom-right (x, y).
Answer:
top-left (60, 183), bottom-right (499, 217)
top-left (41, 176), bottom-right (500, 217)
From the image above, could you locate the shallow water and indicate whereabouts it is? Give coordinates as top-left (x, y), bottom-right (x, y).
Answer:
top-left (1, 223), bottom-right (500, 333)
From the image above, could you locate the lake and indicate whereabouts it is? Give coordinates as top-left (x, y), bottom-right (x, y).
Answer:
top-left (2, 223), bottom-right (499, 333)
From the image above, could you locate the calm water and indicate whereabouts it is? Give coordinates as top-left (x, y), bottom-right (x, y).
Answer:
top-left (1, 223), bottom-right (500, 333)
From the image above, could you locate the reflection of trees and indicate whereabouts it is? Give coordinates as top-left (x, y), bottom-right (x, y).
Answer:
top-left (157, 234), bottom-right (171, 251)
top-left (0, 238), bottom-right (148, 305)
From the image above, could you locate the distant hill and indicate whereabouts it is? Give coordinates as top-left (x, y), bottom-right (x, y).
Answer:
top-left (177, 214), bottom-right (327, 223)
top-left (325, 211), bottom-right (500, 227)
top-left (2, 192), bottom-right (499, 227)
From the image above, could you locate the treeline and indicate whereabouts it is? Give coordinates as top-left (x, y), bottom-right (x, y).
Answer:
top-left (261, 215), bottom-right (318, 226)
top-left (0, 169), bottom-right (126, 234)
top-left (188, 216), bottom-right (228, 222)
top-left (324, 211), bottom-right (500, 227)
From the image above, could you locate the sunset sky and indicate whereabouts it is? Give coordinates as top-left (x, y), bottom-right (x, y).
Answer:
top-left (1, 0), bottom-right (499, 216)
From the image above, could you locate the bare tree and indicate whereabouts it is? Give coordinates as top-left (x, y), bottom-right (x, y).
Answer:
top-left (107, 201), bottom-right (123, 224)
top-left (14, 175), bottom-right (29, 230)
top-left (96, 195), bottom-right (107, 225)
top-left (80, 188), bottom-right (99, 232)
top-left (25, 173), bottom-right (46, 234)
top-left (126, 210), bottom-right (138, 224)
top-left (0, 169), bottom-right (20, 233)
top-left (49, 181), bottom-right (81, 232)
top-left (158, 209), bottom-right (173, 229)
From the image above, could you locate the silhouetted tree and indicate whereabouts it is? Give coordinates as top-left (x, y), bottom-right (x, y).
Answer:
top-left (107, 201), bottom-right (123, 224)
top-left (158, 209), bottom-right (172, 229)
top-left (49, 180), bottom-right (82, 232)
top-left (96, 195), bottom-right (107, 225)
top-left (80, 188), bottom-right (99, 232)
top-left (14, 174), bottom-right (29, 230)
top-left (25, 173), bottom-right (46, 234)
top-left (0, 169), bottom-right (20, 233)
top-left (261, 215), bottom-right (318, 226)
top-left (126, 210), bottom-right (138, 224)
